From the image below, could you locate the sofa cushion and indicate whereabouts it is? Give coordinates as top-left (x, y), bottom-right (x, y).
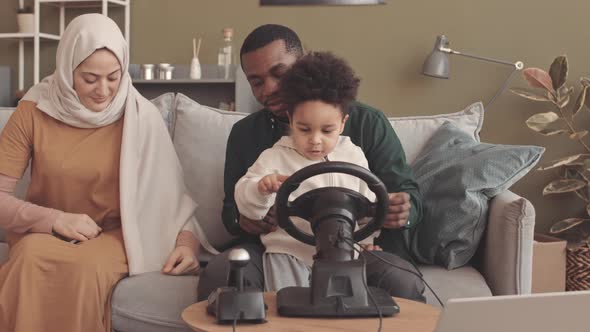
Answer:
top-left (420, 264), bottom-right (492, 307)
top-left (149, 92), bottom-right (176, 135)
top-left (0, 243), bottom-right (8, 265)
top-left (111, 272), bottom-right (198, 332)
top-left (0, 108), bottom-right (13, 128)
top-left (389, 102), bottom-right (484, 165)
top-left (0, 108), bottom-right (16, 242)
top-left (410, 122), bottom-right (544, 269)
top-left (172, 93), bottom-right (247, 252)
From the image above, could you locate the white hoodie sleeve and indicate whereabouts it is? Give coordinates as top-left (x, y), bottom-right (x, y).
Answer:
top-left (234, 149), bottom-right (278, 221)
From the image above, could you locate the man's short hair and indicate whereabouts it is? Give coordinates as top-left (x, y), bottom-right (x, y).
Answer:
top-left (240, 24), bottom-right (304, 60)
top-left (279, 51), bottom-right (360, 117)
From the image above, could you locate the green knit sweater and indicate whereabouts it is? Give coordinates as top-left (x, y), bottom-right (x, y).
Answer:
top-left (222, 102), bottom-right (423, 260)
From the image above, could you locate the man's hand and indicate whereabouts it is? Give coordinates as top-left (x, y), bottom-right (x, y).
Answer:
top-left (239, 206), bottom-right (278, 235)
top-left (162, 246), bottom-right (200, 275)
top-left (257, 173), bottom-right (289, 195)
top-left (383, 192), bottom-right (411, 229)
top-left (53, 212), bottom-right (102, 242)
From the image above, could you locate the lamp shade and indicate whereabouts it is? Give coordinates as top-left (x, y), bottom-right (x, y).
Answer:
top-left (422, 35), bottom-right (450, 79)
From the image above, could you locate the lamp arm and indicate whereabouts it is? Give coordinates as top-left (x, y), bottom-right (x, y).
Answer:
top-left (441, 47), bottom-right (524, 69)
top-left (439, 47), bottom-right (524, 108)
top-left (485, 66), bottom-right (519, 109)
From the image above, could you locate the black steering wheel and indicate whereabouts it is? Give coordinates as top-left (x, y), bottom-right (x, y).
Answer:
top-left (275, 161), bottom-right (388, 246)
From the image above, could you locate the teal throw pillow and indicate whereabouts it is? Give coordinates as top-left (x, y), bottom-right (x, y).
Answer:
top-left (410, 121), bottom-right (544, 269)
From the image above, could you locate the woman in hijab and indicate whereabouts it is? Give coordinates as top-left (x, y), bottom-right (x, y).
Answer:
top-left (0, 14), bottom-right (213, 332)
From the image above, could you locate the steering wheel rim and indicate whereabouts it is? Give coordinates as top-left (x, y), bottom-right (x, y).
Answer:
top-left (275, 161), bottom-right (388, 245)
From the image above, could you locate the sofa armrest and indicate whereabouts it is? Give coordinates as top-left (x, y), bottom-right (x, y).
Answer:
top-left (481, 190), bottom-right (535, 296)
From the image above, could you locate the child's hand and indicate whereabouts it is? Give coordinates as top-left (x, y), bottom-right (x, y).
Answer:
top-left (258, 173), bottom-right (289, 195)
top-left (360, 244), bottom-right (382, 251)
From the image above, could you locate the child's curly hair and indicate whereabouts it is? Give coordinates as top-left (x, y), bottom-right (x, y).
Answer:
top-left (279, 51), bottom-right (360, 117)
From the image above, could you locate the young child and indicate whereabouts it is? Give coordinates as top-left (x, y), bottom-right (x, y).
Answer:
top-left (234, 51), bottom-right (380, 291)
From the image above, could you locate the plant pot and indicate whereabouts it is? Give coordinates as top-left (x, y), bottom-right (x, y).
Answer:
top-left (533, 233), bottom-right (566, 293)
top-left (566, 243), bottom-right (590, 290)
top-left (17, 13), bottom-right (34, 33)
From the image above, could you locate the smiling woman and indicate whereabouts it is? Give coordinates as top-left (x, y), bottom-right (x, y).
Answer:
top-left (0, 13), bottom-right (211, 332)
top-left (73, 48), bottom-right (122, 113)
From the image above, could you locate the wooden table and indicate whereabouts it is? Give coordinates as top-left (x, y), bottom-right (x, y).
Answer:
top-left (182, 292), bottom-right (440, 332)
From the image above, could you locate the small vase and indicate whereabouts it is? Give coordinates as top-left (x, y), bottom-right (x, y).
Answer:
top-left (190, 57), bottom-right (202, 79)
top-left (17, 13), bottom-right (34, 33)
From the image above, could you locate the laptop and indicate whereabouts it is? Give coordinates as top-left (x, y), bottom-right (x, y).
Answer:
top-left (434, 291), bottom-right (590, 332)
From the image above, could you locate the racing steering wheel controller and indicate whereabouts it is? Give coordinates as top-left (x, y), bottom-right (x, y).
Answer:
top-left (275, 161), bottom-right (400, 317)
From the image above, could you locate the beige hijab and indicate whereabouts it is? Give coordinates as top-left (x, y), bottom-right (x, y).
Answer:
top-left (23, 14), bottom-right (216, 275)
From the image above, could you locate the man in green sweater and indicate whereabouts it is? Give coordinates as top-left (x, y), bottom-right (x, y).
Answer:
top-left (197, 24), bottom-right (425, 302)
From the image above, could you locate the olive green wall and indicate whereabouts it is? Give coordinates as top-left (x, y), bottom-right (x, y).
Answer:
top-left (1, 0), bottom-right (589, 233)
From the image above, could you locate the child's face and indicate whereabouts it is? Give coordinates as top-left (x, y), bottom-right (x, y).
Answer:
top-left (289, 100), bottom-right (348, 161)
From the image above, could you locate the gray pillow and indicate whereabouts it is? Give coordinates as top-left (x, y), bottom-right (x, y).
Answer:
top-left (149, 92), bottom-right (176, 135)
top-left (410, 121), bottom-right (544, 269)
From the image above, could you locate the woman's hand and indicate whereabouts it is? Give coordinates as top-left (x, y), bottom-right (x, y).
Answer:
top-left (52, 212), bottom-right (102, 242)
top-left (162, 246), bottom-right (200, 275)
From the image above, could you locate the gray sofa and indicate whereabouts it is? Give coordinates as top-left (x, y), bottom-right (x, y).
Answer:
top-left (0, 96), bottom-right (535, 332)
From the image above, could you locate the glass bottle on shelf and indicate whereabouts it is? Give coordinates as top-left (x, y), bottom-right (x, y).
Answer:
top-left (217, 27), bottom-right (234, 79)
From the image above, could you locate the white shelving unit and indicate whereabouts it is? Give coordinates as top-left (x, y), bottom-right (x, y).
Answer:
top-left (0, 0), bottom-right (130, 91)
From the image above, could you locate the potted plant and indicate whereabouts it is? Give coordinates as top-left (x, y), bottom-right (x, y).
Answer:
top-left (511, 55), bottom-right (590, 291)
top-left (17, 6), bottom-right (34, 34)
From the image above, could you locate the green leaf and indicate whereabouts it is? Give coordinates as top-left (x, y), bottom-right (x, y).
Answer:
top-left (523, 68), bottom-right (555, 92)
top-left (575, 188), bottom-right (589, 203)
top-left (537, 154), bottom-right (590, 171)
top-left (581, 169), bottom-right (590, 183)
top-left (525, 112), bottom-right (567, 135)
top-left (569, 167), bottom-right (590, 185)
top-left (585, 86), bottom-right (590, 112)
top-left (549, 55), bottom-right (568, 90)
top-left (526, 111), bottom-right (559, 125)
top-left (510, 88), bottom-right (552, 102)
top-left (550, 218), bottom-right (587, 234)
top-left (542, 129), bottom-right (568, 136)
top-left (557, 95), bottom-right (570, 108)
top-left (558, 85), bottom-right (574, 97)
top-left (573, 86), bottom-right (589, 116)
top-left (543, 179), bottom-right (587, 195)
top-left (570, 131), bottom-right (589, 140)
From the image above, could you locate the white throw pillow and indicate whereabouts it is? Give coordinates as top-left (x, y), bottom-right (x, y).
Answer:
top-left (173, 93), bottom-right (247, 250)
top-left (389, 102), bottom-right (484, 165)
